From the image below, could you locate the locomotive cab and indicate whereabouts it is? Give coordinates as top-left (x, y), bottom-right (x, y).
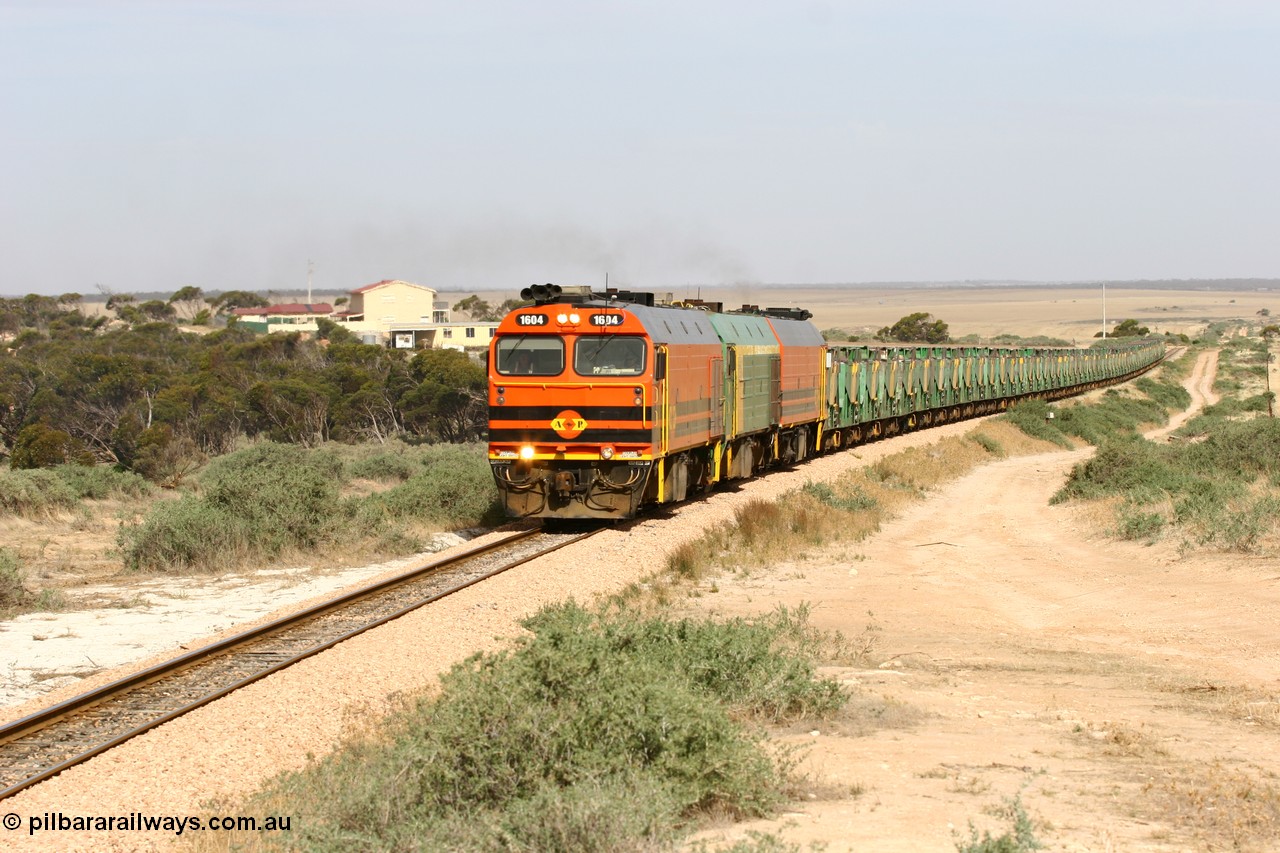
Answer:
top-left (488, 297), bottom-right (657, 519)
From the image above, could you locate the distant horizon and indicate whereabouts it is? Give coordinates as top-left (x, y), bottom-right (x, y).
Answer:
top-left (12, 276), bottom-right (1278, 303)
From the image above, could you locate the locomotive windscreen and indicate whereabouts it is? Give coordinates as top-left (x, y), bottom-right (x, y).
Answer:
top-left (574, 336), bottom-right (646, 376)
top-left (495, 336), bottom-right (564, 376)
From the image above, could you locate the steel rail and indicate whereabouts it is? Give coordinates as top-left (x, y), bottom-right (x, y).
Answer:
top-left (0, 526), bottom-right (596, 801)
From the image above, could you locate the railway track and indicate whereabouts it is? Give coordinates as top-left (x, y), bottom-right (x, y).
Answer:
top-left (0, 526), bottom-right (595, 801)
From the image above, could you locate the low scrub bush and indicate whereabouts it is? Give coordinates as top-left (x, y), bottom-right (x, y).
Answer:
top-left (119, 441), bottom-right (501, 574)
top-left (801, 480), bottom-right (878, 512)
top-left (955, 794), bottom-right (1043, 852)
top-left (0, 468), bottom-right (77, 516)
top-left (1001, 400), bottom-right (1072, 448)
top-left (972, 433), bottom-right (1005, 457)
top-left (1133, 376), bottom-right (1191, 412)
top-left (1056, 419), bottom-right (1280, 552)
top-left (1053, 391), bottom-right (1167, 445)
top-left (361, 455), bottom-right (502, 528)
top-left (120, 443), bottom-right (347, 572)
top-left (1117, 505), bottom-right (1166, 541)
top-left (0, 548), bottom-right (32, 613)
top-left (1005, 365), bottom-right (1190, 449)
top-left (52, 464), bottom-right (152, 500)
top-left (346, 451), bottom-right (417, 483)
top-left (0, 548), bottom-right (63, 616)
top-left (119, 499), bottom-right (256, 573)
top-left (199, 444), bottom-right (343, 550)
top-left (248, 604), bottom-right (844, 851)
top-left (1054, 439), bottom-right (1190, 505)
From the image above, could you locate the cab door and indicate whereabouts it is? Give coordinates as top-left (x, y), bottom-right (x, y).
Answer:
top-left (709, 357), bottom-right (724, 438)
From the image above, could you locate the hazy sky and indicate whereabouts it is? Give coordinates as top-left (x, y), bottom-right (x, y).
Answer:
top-left (2, 1), bottom-right (1277, 298)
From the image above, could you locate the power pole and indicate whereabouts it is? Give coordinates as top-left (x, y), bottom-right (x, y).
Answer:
top-left (307, 260), bottom-right (314, 305)
top-left (1266, 330), bottom-right (1275, 418)
top-left (1102, 281), bottom-right (1107, 339)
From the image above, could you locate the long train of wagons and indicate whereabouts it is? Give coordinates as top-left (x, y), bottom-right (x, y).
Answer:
top-left (487, 285), bottom-right (1165, 520)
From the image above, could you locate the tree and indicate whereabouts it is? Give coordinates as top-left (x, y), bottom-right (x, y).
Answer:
top-left (10, 423), bottom-right (91, 468)
top-left (876, 312), bottom-right (949, 344)
top-left (1109, 319), bottom-right (1150, 338)
top-left (452, 295), bottom-right (499, 322)
top-left (495, 297), bottom-right (529, 317)
top-left (316, 317), bottom-right (359, 345)
top-left (400, 349), bottom-right (487, 441)
top-left (208, 290), bottom-right (270, 314)
top-left (139, 300), bottom-right (177, 321)
top-left (169, 285), bottom-right (205, 320)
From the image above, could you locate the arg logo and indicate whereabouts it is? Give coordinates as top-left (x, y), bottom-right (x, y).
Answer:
top-left (550, 410), bottom-right (588, 439)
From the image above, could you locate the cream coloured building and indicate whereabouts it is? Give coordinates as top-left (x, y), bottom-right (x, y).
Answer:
top-left (333, 279), bottom-right (497, 349)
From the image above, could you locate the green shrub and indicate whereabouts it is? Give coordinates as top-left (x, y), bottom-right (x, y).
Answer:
top-left (1213, 495), bottom-right (1280, 552)
top-left (346, 452), bottom-right (417, 483)
top-left (1053, 439), bottom-right (1185, 504)
top-left (972, 433), bottom-right (1005, 457)
top-left (1000, 401), bottom-right (1072, 448)
top-left (1056, 419), bottom-right (1280, 552)
top-left (1054, 391), bottom-right (1167, 445)
top-left (801, 480), bottom-right (879, 512)
top-left (119, 499), bottom-right (255, 573)
top-left (0, 468), bottom-right (78, 516)
top-left (1187, 418), bottom-right (1280, 481)
top-left (1133, 376), bottom-right (1191, 411)
top-left (120, 443), bottom-right (347, 572)
top-left (955, 795), bottom-right (1043, 852)
top-left (52, 464), bottom-right (152, 499)
top-left (199, 443), bottom-right (343, 551)
top-left (1116, 506), bottom-right (1166, 541)
top-left (8, 423), bottom-right (90, 468)
top-left (0, 548), bottom-right (33, 612)
top-left (363, 452), bottom-right (502, 527)
top-left (254, 604), bottom-right (844, 851)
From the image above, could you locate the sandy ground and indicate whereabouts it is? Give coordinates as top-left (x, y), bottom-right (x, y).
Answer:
top-left (0, 534), bottom-right (465, 710)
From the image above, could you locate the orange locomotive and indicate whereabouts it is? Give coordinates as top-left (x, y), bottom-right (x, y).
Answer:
top-left (487, 284), bottom-right (824, 521)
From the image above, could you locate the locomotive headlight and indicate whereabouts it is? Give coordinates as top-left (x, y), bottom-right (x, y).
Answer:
top-left (519, 445), bottom-right (535, 460)
top-left (496, 395), bottom-right (505, 405)
top-left (557, 313), bottom-right (568, 323)
top-left (600, 445), bottom-right (615, 460)
top-left (634, 396), bottom-right (642, 406)
top-left (569, 313), bottom-right (581, 324)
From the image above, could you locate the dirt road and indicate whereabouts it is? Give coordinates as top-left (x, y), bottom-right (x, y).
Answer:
top-left (690, 349), bottom-right (1280, 852)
